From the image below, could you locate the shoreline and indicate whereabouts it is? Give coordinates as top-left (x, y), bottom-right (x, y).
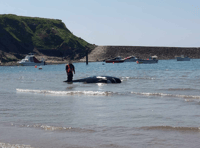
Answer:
top-left (1, 45), bottom-right (200, 66)
top-left (0, 58), bottom-right (197, 66)
top-left (0, 60), bottom-right (82, 66)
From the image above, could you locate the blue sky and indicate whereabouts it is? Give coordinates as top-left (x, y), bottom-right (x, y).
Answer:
top-left (0, 0), bottom-right (200, 47)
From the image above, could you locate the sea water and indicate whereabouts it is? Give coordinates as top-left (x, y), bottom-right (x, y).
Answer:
top-left (0, 60), bottom-right (200, 148)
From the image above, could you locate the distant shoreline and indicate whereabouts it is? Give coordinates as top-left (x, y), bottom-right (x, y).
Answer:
top-left (1, 45), bottom-right (200, 66)
top-left (0, 60), bottom-right (80, 66)
top-left (79, 46), bottom-right (200, 62)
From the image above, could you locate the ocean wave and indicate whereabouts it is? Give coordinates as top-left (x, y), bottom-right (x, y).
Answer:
top-left (0, 142), bottom-right (34, 148)
top-left (122, 77), bottom-right (156, 80)
top-left (131, 92), bottom-right (200, 99)
top-left (141, 126), bottom-right (200, 132)
top-left (167, 88), bottom-right (196, 91)
top-left (21, 124), bottom-right (73, 131)
top-left (17, 124), bottom-right (95, 133)
top-left (16, 88), bottom-right (113, 96)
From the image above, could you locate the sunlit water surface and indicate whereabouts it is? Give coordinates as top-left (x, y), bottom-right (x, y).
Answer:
top-left (0, 60), bottom-right (200, 148)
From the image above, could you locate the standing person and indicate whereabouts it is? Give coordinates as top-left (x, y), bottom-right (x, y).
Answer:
top-left (66, 61), bottom-right (75, 82)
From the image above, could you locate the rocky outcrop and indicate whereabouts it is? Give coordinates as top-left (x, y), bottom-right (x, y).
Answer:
top-left (80, 46), bottom-right (200, 62)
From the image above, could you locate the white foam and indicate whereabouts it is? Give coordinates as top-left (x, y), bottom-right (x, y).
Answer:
top-left (0, 142), bottom-right (34, 148)
top-left (17, 124), bottom-right (95, 133)
top-left (16, 88), bottom-right (112, 96)
top-left (131, 92), bottom-right (200, 99)
top-left (40, 125), bottom-right (72, 131)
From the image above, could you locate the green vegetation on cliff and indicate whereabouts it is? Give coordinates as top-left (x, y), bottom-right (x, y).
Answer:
top-left (0, 14), bottom-right (95, 62)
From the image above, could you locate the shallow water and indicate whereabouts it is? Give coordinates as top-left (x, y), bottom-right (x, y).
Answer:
top-left (0, 60), bottom-right (200, 148)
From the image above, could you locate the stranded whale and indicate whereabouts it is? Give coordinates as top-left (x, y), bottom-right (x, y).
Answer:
top-left (64, 76), bottom-right (121, 83)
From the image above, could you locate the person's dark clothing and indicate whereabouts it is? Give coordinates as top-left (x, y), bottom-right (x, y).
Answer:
top-left (67, 72), bottom-right (73, 82)
top-left (65, 64), bottom-right (75, 82)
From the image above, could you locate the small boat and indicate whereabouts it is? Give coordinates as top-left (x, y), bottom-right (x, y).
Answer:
top-left (124, 56), bottom-right (138, 62)
top-left (176, 55), bottom-right (190, 61)
top-left (136, 56), bottom-right (158, 64)
top-left (105, 56), bottom-right (124, 63)
top-left (18, 53), bottom-right (45, 66)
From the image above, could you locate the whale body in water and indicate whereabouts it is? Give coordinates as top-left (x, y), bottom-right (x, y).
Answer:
top-left (64, 76), bottom-right (121, 83)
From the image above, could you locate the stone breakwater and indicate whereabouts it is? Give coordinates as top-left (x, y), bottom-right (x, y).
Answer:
top-left (80, 46), bottom-right (200, 62)
top-left (1, 46), bottom-right (200, 66)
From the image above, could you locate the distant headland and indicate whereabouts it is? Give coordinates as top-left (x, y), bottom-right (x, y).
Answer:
top-left (0, 14), bottom-right (200, 66)
top-left (0, 14), bottom-right (95, 65)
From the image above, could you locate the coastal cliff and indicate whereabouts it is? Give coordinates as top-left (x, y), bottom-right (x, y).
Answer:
top-left (0, 14), bottom-right (95, 64)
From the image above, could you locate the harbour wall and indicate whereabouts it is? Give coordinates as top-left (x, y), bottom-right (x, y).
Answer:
top-left (81, 46), bottom-right (200, 61)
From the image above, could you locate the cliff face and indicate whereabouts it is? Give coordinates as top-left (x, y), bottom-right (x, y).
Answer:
top-left (0, 14), bottom-right (95, 62)
top-left (0, 24), bottom-right (34, 54)
top-left (80, 46), bottom-right (200, 62)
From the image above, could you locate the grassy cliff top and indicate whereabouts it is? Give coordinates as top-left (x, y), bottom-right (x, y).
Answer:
top-left (0, 14), bottom-right (94, 49)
